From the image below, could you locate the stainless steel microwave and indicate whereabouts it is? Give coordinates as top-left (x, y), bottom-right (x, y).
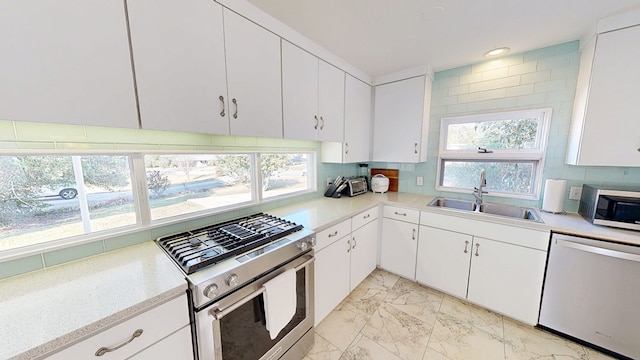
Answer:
top-left (579, 184), bottom-right (640, 231)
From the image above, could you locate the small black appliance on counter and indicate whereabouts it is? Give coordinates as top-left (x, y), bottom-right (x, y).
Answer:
top-left (324, 176), bottom-right (367, 198)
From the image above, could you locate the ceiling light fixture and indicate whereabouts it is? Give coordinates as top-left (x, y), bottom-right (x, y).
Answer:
top-left (484, 47), bottom-right (510, 58)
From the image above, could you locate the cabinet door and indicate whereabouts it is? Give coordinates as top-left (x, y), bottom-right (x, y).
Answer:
top-left (0, 0), bottom-right (138, 128)
top-left (282, 41), bottom-right (318, 141)
top-left (373, 76), bottom-right (426, 163)
top-left (127, 326), bottom-right (193, 360)
top-left (314, 235), bottom-right (351, 326)
top-left (416, 226), bottom-right (472, 299)
top-left (574, 25), bottom-right (640, 166)
top-left (127, 0), bottom-right (229, 134)
top-left (320, 75), bottom-right (371, 163)
top-left (467, 237), bottom-right (547, 324)
top-left (350, 220), bottom-right (378, 291)
top-left (380, 218), bottom-right (418, 280)
top-left (223, 9), bottom-right (283, 138)
top-left (344, 75), bottom-right (372, 163)
top-left (317, 60), bottom-right (345, 142)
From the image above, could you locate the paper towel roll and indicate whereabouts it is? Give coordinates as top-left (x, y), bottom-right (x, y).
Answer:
top-left (542, 179), bottom-right (567, 213)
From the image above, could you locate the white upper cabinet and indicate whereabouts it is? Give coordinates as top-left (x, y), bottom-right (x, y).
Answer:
top-left (223, 9), bottom-right (283, 138)
top-left (127, 0), bottom-right (229, 134)
top-left (0, 0), bottom-right (138, 128)
top-left (343, 76), bottom-right (372, 163)
top-left (321, 75), bottom-right (372, 163)
top-left (282, 41), bottom-right (344, 142)
top-left (567, 25), bottom-right (640, 166)
top-left (373, 75), bottom-right (431, 163)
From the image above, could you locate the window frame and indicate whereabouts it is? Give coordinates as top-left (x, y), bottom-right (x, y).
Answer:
top-left (436, 108), bottom-right (552, 200)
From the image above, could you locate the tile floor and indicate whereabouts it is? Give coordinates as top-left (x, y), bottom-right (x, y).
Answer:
top-left (304, 268), bottom-right (615, 360)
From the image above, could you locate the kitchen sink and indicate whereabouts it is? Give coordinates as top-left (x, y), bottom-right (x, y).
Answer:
top-left (427, 197), bottom-right (542, 223)
top-left (478, 203), bottom-right (541, 222)
top-left (427, 197), bottom-right (476, 211)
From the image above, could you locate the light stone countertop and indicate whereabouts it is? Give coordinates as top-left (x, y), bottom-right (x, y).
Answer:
top-left (271, 192), bottom-right (640, 245)
top-left (2, 192), bottom-right (639, 360)
top-left (0, 242), bottom-right (187, 360)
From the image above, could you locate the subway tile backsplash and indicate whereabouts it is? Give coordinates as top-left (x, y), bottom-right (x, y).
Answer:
top-left (375, 40), bottom-right (640, 210)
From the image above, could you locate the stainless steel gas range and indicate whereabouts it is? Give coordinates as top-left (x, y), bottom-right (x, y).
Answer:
top-left (156, 213), bottom-right (316, 360)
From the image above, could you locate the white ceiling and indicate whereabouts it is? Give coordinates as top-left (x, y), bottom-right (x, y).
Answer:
top-left (247, 0), bottom-right (640, 77)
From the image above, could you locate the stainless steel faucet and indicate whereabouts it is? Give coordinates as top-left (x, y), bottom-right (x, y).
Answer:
top-left (473, 169), bottom-right (488, 207)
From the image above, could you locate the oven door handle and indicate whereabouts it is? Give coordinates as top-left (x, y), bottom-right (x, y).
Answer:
top-left (211, 256), bottom-right (314, 320)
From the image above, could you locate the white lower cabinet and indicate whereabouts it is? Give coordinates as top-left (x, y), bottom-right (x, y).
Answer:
top-left (349, 213), bottom-right (379, 290)
top-left (379, 206), bottom-right (420, 280)
top-left (314, 234), bottom-right (351, 326)
top-left (466, 236), bottom-right (548, 325)
top-left (415, 226), bottom-right (472, 299)
top-left (314, 207), bottom-right (378, 326)
top-left (47, 294), bottom-right (191, 359)
top-left (417, 211), bottom-right (549, 324)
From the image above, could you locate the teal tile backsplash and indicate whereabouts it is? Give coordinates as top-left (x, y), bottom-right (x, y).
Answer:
top-left (43, 241), bottom-right (105, 267)
top-left (374, 40), bottom-right (640, 212)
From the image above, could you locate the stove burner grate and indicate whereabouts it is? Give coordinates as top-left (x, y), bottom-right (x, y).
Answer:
top-left (220, 224), bottom-right (261, 242)
top-left (156, 213), bottom-right (303, 274)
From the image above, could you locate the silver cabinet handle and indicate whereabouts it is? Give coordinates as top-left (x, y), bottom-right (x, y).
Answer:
top-left (219, 95), bottom-right (225, 117)
top-left (412, 228), bottom-right (416, 240)
top-left (314, 115), bottom-right (319, 129)
top-left (328, 230), bottom-right (338, 238)
top-left (347, 238), bottom-right (351, 252)
top-left (475, 243), bottom-right (480, 256)
top-left (345, 143), bottom-right (349, 154)
top-left (414, 142), bottom-right (418, 154)
top-left (363, 214), bottom-right (370, 219)
top-left (352, 237), bottom-right (357, 250)
top-left (95, 329), bottom-right (143, 356)
top-left (394, 211), bottom-right (407, 216)
top-left (232, 98), bottom-right (238, 119)
top-left (464, 240), bottom-right (469, 253)
top-left (320, 116), bottom-right (325, 130)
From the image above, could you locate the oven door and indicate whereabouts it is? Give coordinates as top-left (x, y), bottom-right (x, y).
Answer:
top-left (195, 253), bottom-right (314, 360)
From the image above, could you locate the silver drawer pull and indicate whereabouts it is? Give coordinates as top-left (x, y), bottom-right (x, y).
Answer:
top-left (363, 214), bottom-right (370, 219)
top-left (95, 329), bottom-right (143, 356)
top-left (475, 243), bottom-right (480, 256)
top-left (412, 228), bottom-right (416, 240)
top-left (328, 231), bottom-right (338, 238)
top-left (394, 211), bottom-right (407, 216)
top-left (463, 240), bottom-right (469, 253)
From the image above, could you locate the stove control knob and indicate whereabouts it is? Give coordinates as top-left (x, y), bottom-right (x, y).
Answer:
top-left (226, 274), bottom-right (239, 287)
top-left (297, 241), bottom-right (308, 251)
top-left (203, 284), bottom-right (219, 299)
top-left (309, 237), bottom-right (317, 247)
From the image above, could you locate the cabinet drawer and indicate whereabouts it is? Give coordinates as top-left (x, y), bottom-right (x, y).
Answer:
top-left (383, 206), bottom-right (420, 223)
top-left (352, 207), bottom-right (378, 231)
top-left (315, 219), bottom-right (351, 252)
top-left (48, 295), bottom-right (189, 360)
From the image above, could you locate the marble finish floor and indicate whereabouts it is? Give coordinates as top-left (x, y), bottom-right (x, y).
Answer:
top-left (304, 268), bottom-right (615, 360)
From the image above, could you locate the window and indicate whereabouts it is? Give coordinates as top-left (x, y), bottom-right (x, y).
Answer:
top-left (0, 151), bottom-right (315, 253)
top-left (437, 108), bottom-right (551, 199)
top-left (144, 152), bottom-right (314, 221)
top-left (0, 154), bottom-right (135, 251)
top-left (144, 154), bottom-right (253, 221)
top-left (261, 153), bottom-right (311, 199)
